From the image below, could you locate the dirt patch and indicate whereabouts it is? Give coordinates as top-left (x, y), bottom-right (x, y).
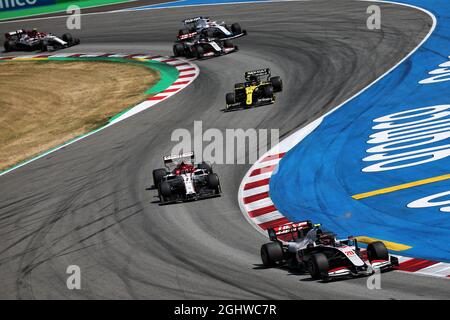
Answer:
top-left (0, 60), bottom-right (159, 170)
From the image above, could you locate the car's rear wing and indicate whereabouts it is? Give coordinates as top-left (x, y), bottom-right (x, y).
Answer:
top-left (163, 152), bottom-right (195, 164)
top-left (177, 31), bottom-right (198, 41)
top-left (182, 17), bottom-right (206, 24)
top-left (245, 68), bottom-right (271, 81)
top-left (5, 29), bottom-right (24, 39)
top-left (267, 220), bottom-right (313, 241)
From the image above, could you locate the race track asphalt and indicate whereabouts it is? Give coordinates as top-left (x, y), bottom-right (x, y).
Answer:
top-left (1, 0), bottom-right (449, 299)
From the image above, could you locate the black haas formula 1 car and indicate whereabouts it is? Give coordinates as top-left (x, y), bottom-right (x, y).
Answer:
top-left (260, 221), bottom-right (399, 282)
top-left (152, 152), bottom-right (221, 205)
top-left (4, 29), bottom-right (80, 52)
top-left (173, 33), bottom-right (238, 59)
top-left (225, 69), bottom-right (283, 111)
top-left (177, 16), bottom-right (247, 42)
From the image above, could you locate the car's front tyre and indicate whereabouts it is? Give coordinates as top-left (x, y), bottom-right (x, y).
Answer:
top-left (62, 33), bottom-right (73, 43)
top-left (159, 181), bottom-right (172, 202)
top-left (207, 173), bottom-right (220, 194)
top-left (231, 23), bottom-right (242, 35)
top-left (270, 76), bottom-right (283, 92)
top-left (308, 253), bottom-right (329, 280)
top-left (367, 241), bottom-right (389, 262)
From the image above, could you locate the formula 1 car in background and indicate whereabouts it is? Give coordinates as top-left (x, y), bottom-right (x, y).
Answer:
top-left (173, 30), bottom-right (238, 59)
top-left (4, 29), bottom-right (80, 52)
top-left (152, 152), bottom-right (221, 205)
top-left (177, 16), bottom-right (247, 41)
top-left (260, 220), bottom-right (399, 282)
top-left (225, 68), bottom-right (283, 110)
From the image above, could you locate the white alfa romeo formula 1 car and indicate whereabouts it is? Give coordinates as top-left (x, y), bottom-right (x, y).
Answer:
top-left (152, 152), bottom-right (221, 205)
top-left (4, 29), bottom-right (80, 52)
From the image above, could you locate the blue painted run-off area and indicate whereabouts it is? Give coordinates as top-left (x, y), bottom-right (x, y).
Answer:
top-left (129, 0), bottom-right (268, 10)
top-left (270, 0), bottom-right (450, 262)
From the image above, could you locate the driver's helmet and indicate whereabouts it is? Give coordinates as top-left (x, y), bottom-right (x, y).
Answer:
top-left (176, 161), bottom-right (193, 174)
top-left (249, 75), bottom-right (258, 85)
top-left (29, 28), bottom-right (38, 37)
top-left (318, 233), bottom-right (334, 246)
top-left (297, 225), bottom-right (312, 239)
top-left (199, 29), bottom-right (210, 39)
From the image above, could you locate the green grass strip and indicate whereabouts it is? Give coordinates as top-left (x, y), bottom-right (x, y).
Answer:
top-left (0, 56), bottom-right (180, 175)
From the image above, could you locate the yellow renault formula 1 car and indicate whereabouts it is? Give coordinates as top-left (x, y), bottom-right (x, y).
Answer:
top-left (225, 68), bottom-right (282, 111)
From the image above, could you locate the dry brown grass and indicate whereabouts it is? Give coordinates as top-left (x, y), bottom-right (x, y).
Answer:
top-left (0, 60), bottom-right (159, 170)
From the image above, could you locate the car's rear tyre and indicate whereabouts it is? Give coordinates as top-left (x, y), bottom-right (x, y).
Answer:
top-left (226, 92), bottom-right (235, 105)
top-left (367, 241), bottom-right (389, 262)
top-left (40, 40), bottom-right (48, 52)
top-left (179, 28), bottom-right (190, 36)
top-left (62, 33), bottom-right (73, 43)
top-left (231, 23), bottom-right (242, 35)
top-left (159, 181), bottom-right (172, 202)
top-left (4, 40), bottom-right (14, 52)
top-left (173, 43), bottom-right (185, 57)
top-left (153, 168), bottom-right (167, 189)
top-left (198, 162), bottom-right (213, 173)
top-left (270, 76), bottom-right (283, 92)
top-left (263, 85), bottom-right (274, 98)
top-left (194, 45), bottom-right (204, 59)
top-left (308, 253), bottom-right (329, 280)
top-left (207, 173), bottom-right (220, 193)
top-left (261, 242), bottom-right (284, 267)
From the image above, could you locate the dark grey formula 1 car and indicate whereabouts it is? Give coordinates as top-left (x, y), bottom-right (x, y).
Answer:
top-left (177, 16), bottom-right (247, 41)
top-left (261, 220), bottom-right (399, 281)
top-left (173, 35), bottom-right (238, 59)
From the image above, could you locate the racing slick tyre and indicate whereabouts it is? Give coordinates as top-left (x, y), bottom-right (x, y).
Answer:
top-left (4, 40), bottom-right (14, 52)
top-left (367, 241), bottom-right (389, 262)
top-left (207, 173), bottom-right (220, 193)
top-left (173, 43), bottom-right (185, 57)
top-left (231, 23), bottom-right (242, 35)
top-left (270, 76), bottom-right (283, 92)
top-left (40, 40), bottom-right (49, 52)
top-left (223, 40), bottom-right (233, 48)
top-left (194, 45), bottom-right (204, 59)
top-left (263, 85), bottom-right (274, 98)
top-left (308, 253), bottom-right (329, 280)
top-left (226, 92), bottom-right (235, 105)
top-left (159, 181), bottom-right (172, 202)
top-left (198, 162), bottom-right (213, 173)
top-left (206, 29), bottom-right (215, 38)
top-left (261, 242), bottom-right (284, 267)
top-left (153, 168), bottom-right (167, 189)
top-left (179, 28), bottom-right (190, 36)
top-left (62, 33), bottom-right (73, 43)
